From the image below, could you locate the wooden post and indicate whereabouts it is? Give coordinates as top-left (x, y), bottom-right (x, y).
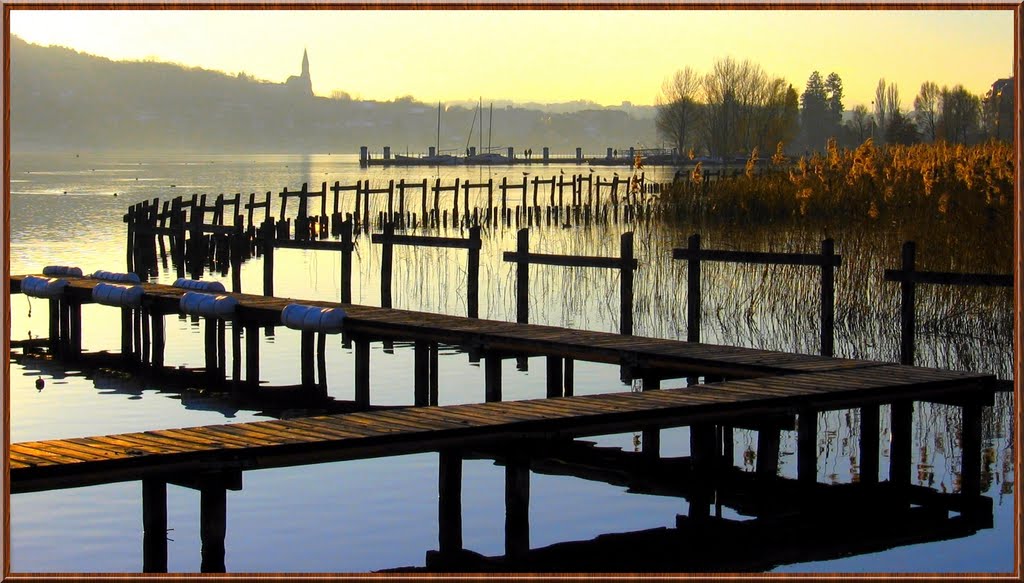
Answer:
top-left (199, 484), bottom-right (227, 573)
top-left (69, 301), bottom-right (83, 359)
top-left (515, 228), bottom-right (529, 324)
top-left (689, 422), bottom-right (715, 520)
top-left (316, 332), bottom-right (328, 396)
top-left (355, 337), bottom-right (370, 409)
top-left (205, 318), bottom-right (217, 381)
top-left (687, 234), bottom-right (701, 343)
top-left (142, 479), bottom-right (168, 573)
top-left (889, 401), bottom-right (913, 488)
top-left (546, 356), bottom-right (562, 398)
top-left (467, 226), bottom-right (481, 319)
top-left (381, 222), bottom-right (394, 308)
top-left (120, 306), bottom-right (132, 361)
top-left (263, 217), bottom-right (275, 297)
top-left (341, 217), bottom-right (353, 304)
top-left (126, 205), bottom-right (136, 273)
top-left (414, 340), bottom-right (429, 407)
top-left (859, 405), bottom-right (880, 484)
top-left (485, 352), bottom-right (502, 402)
top-left (429, 342), bottom-right (439, 406)
top-left (563, 358), bottom-right (574, 396)
top-left (899, 241), bottom-right (916, 365)
top-left (501, 177), bottom-right (508, 217)
top-left (505, 455), bottom-right (530, 559)
top-left (797, 410), bottom-right (817, 485)
top-left (820, 238), bottom-right (835, 357)
top-left (217, 319), bottom-right (226, 384)
top-left (300, 331), bottom-right (315, 389)
top-left (642, 376), bottom-right (660, 460)
top-left (620, 232), bottom-right (634, 336)
top-left (245, 324), bottom-right (260, 390)
top-left (439, 449), bottom-right (463, 553)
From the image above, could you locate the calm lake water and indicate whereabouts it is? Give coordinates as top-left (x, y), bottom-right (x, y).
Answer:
top-left (5, 152), bottom-right (1016, 573)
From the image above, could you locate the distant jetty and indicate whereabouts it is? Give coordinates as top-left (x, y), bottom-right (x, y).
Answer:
top-left (359, 146), bottom-right (680, 168)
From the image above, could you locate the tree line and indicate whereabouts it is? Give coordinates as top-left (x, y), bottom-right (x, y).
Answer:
top-left (656, 57), bottom-right (1014, 158)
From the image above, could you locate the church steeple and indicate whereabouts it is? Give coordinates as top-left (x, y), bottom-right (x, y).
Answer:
top-left (285, 48), bottom-right (313, 97)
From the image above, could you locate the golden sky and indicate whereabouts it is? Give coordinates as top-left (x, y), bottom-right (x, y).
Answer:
top-left (8, 8), bottom-right (1016, 107)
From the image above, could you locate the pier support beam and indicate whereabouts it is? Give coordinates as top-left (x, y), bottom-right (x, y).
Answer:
top-left (245, 324), bottom-right (260, 390)
top-left (415, 341), bottom-right (430, 406)
top-left (438, 449), bottom-right (463, 553)
top-left (546, 356), bottom-right (562, 398)
top-left (642, 376), bottom-right (661, 460)
top-left (355, 337), bottom-right (370, 409)
top-left (960, 401), bottom-right (982, 499)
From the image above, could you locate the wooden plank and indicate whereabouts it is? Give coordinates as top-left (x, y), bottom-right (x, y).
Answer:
top-left (271, 419), bottom-right (372, 440)
top-left (10, 444), bottom-right (92, 465)
top-left (371, 233), bottom-right (481, 250)
top-left (81, 434), bottom-right (197, 455)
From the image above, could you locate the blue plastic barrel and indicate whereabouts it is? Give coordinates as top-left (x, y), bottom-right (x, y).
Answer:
top-left (92, 282), bottom-right (144, 307)
top-left (42, 265), bottom-right (83, 277)
top-left (281, 304), bottom-right (346, 333)
top-left (179, 291), bottom-right (238, 318)
top-left (91, 270), bottom-right (142, 284)
top-left (173, 278), bottom-right (226, 293)
top-left (22, 276), bottom-right (69, 299)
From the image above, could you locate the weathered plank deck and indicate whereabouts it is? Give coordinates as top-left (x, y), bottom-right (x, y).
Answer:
top-left (9, 274), bottom-right (879, 379)
top-left (10, 362), bottom-right (991, 493)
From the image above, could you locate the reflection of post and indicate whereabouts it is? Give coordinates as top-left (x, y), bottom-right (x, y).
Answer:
top-left (200, 484), bottom-right (227, 573)
top-left (546, 356), bottom-right (562, 398)
top-left (756, 428), bottom-right (780, 477)
top-left (142, 479), bottom-right (168, 573)
top-left (797, 410), bottom-right (817, 485)
top-left (485, 353), bottom-right (502, 402)
top-left (889, 401), bottom-right (913, 488)
top-left (438, 449), bottom-right (463, 553)
top-left (415, 340), bottom-right (430, 406)
top-left (859, 405), bottom-right (880, 484)
top-left (960, 402), bottom-right (982, 498)
top-left (689, 422), bottom-right (715, 520)
top-left (505, 455), bottom-right (530, 559)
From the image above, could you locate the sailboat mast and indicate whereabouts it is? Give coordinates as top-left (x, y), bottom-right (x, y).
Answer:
top-left (436, 102), bottom-right (441, 155)
top-left (478, 97), bottom-right (482, 155)
top-left (488, 102), bottom-right (493, 154)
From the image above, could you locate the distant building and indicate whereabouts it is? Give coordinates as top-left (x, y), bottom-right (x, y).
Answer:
top-left (985, 77), bottom-right (1013, 142)
top-left (285, 49), bottom-right (313, 97)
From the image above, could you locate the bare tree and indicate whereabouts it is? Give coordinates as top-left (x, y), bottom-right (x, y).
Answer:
top-left (874, 78), bottom-right (888, 143)
top-left (701, 57), bottom-right (794, 157)
top-left (655, 67), bottom-right (702, 156)
top-left (940, 84), bottom-right (981, 144)
top-left (913, 81), bottom-right (940, 142)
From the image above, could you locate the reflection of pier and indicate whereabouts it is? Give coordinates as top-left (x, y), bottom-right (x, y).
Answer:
top-left (11, 355), bottom-right (995, 572)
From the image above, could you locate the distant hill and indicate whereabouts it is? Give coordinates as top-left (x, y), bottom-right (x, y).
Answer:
top-left (9, 36), bottom-right (658, 155)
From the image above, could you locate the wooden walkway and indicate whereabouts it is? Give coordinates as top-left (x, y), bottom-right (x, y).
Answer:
top-left (10, 274), bottom-right (879, 379)
top-left (10, 361), bottom-right (990, 493)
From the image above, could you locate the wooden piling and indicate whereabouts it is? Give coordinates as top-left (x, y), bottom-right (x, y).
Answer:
top-left (262, 217), bottom-right (275, 297)
top-left (515, 228), bottom-right (529, 324)
top-left (820, 239), bottom-right (835, 357)
top-left (686, 234), bottom-right (701, 343)
top-left (620, 232), bottom-right (634, 336)
top-left (245, 324), bottom-right (260, 390)
top-left (899, 241), bottom-right (916, 365)
top-left (381, 222), bottom-right (394, 308)
top-left (546, 356), bottom-right (562, 398)
top-left (355, 338), bottom-right (370, 409)
top-left (467, 226), bottom-right (481, 319)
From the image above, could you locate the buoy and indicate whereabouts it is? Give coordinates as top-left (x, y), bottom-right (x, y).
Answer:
top-left (35, 377), bottom-right (44, 391)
